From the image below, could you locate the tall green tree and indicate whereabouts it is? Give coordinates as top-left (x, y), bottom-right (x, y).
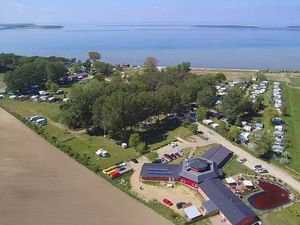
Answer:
top-left (46, 61), bottom-right (67, 83)
top-left (88, 51), bottom-right (101, 62)
top-left (220, 86), bottom-right (253, 123)
top-left (197, 86), bottom-right (216, 108)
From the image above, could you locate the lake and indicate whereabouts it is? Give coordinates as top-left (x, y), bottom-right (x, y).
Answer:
top-left (1, 24), bottom-right (300, 70)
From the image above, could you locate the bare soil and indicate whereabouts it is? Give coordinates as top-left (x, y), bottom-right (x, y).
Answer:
top-left (0, 108), bottom-right (172, 225)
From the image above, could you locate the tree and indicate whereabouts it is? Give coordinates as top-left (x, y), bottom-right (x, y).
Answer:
top-left (158, 85), bottom-right (183, 115)
top-left (229, 126), bottom-right (240, 141)
top-left (46, 61), bottom-right (67, 83)
top-left (183, 113), bottom-right (191, 127)
top-left (197, 87), bottom-right (216, 108)
top-left (196, 107), bottom-right (207, 121)
top-left (144, 57), bottom-right (158, 72)
top-left (88, 51), bottom-right (101, 62)
top-left (93, 61), bottom-right (114, 76)
top-left (215, 73), bottom-right (226, 83)
top-left (129, 133), bottom-right (141, 148)
top-left (147, 151), bottom-right (159, 161)
top-left (254, 131), bottom-right (274, 158)
top-left (256, 73), bottom-right (267, 81)
top-left (220, 86), bottom-right (253, 123)
top-left (189, 123), bottom-right (198, 134)
top-left (70, 63), bottom-right (82, 73)
top-left (218, 121), bottom-right (228, 137)
top-left (265, 106), bottom-right (279, 123)
top-left (136, 142), bottom-right (147, 154)
top-left (177, 62), bottom-right (191, 72)
top-left (50, 83), bottom-right (59, 93)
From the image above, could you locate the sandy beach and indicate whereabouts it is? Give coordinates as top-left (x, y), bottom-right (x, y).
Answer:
top-left (0, 107), bottom-right (172, 225)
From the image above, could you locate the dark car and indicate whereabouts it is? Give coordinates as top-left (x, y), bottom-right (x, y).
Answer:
top-left (164, 154), bottom-right (173, 161)
top-left (170, 153), bottom-right (177, 159)
top-left (254, 165), bottom-right (262, 169)
top-left (176, 202), bottom-right (185, 209)
top-left (131, 158), bottom-right (139, 164)
top-left (152, 159), bottom-right (162, 163)
top-left (175, 153), bottom-right (181, 158)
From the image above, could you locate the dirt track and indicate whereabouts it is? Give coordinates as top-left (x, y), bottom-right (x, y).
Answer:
top-left (0, 108), bottom-right (172, 225)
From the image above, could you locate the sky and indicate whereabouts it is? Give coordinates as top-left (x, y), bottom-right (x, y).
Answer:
top-left (0, 0), bottom-right (300, 25)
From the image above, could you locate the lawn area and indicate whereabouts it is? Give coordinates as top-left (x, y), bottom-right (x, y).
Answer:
top-left (223, 156), bottom-right (256, 177)
top-left (0, 98), bottom-right (139, 169)
top-left (283, 84), bottom-right (300, 173)
top-left (262, 202), bottom-right (300, 225)
top-left (261, 83), bottom-right (274, 132)
top-left (289, 77), bottom-right (300, 87)
top-left (141, 120), bottom-right (192, 151)
top-left (0, 73), bottom-right (5, 88)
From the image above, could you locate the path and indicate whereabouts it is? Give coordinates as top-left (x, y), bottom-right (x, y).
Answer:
top-left (0, 107), bottom-right (172, 225)
top-left (197, 123), bottom-right (300, 193)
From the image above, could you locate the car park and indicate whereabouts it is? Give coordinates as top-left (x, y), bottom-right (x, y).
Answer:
top-left (162, 199), bottom-right (173, 206)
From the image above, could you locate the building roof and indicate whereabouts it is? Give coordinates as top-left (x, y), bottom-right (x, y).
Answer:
top-left (201, 145), bottom-right (233, 168)
top-left (202, 200), bottom-right (218, 214)
top-left (178, 158), bottom-right (221, 184)
top-left (140, 163), bottom-right (180, 179)
top-left (199, 178), bottom-right (258, 225)
top-left (183, 205), bottom-right (202, 220)
top-left (189, 158), bottom-right (208, 170)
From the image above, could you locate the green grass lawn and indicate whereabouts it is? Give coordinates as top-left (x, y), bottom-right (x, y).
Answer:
top-left (289, 77), bottom-right (300, 87)
top-left (261, 83), bottom-right (274, 132)
top-left (223, 156), bottom-right (256, 177)
top-left (262, 202), bottom-right (300, 225)
top-left (141, 120), bottom-right (192, 151)
top-left (283, 85), bottom-right (300, 173)
top-left (0, 73), bottom-right (5, 88)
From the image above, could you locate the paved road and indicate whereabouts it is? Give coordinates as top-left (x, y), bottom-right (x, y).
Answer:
top-left (197, 123), bottom-right (300, 193)
top-left (0, 108), bottom-right (172, 225)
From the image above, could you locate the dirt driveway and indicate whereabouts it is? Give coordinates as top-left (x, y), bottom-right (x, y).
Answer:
top-left (0, 108), bottom-right (172, 225)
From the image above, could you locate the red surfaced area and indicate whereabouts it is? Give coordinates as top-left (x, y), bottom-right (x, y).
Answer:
top-left (248, 181), bottom-right (289, 210)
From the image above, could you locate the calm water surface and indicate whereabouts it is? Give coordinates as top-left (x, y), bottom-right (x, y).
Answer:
top-left (0, 24), bottom-right (300, 69)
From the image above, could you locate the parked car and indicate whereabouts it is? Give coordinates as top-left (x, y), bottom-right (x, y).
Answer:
top-left (35, 118), bottom-right (48, 126)
top-left (170, 142), bottom-right (178, 148)
top-left (239, 157), bottom-right (247, 163)
top-left (28, 115), bottom-right (44, 122)
top-left (164, 154), bottom-right (173, 161)
top-left (170, 153), bottom-right (177, 159)
top-left (176, 202), bottom-right (185, 209)
top-left (254, 165), bottom-right (262, 169)
top-left (175, 153), bottom-right (181, 158)
top-left (163, 199), bottom-right (173, 206)
top-left (0, 95), bottom-right (4, 99)
top-left (152, 159), bottom-right (162, 163)
top-left (131, 158), bottom-right (139, 164)
top-left (161, 158), bottom-right (168, 164)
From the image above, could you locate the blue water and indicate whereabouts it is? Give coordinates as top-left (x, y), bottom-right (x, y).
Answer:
top-left (1, 24), bottom-right (300, 69)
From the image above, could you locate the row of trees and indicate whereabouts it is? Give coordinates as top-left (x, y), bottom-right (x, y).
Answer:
top-left (61, 67), bottom-right (225, 139)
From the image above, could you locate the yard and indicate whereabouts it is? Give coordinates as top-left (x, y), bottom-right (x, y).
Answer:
top-left (223, 156), bottom-right (256, 177)
top-left (262, 201), bottom-right (300, 225)
top-left (283, 84), bottom-right (300, 173)
top-left (0, 98), bottom-right (193, 169)
top-left (289, 77), bottom-right (300, 87)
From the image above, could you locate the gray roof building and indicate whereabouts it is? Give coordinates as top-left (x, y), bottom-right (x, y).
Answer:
top-left (140, 163), bottom-right (181, 179)
top-left (178, 158), bottom-right (222, 184)
top-left (199, 178), bottom-right (259, 225)
top-left (201, 145), bottom-right (233, 168)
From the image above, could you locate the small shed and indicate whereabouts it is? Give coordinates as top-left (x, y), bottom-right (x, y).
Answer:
top-left (183, 205), bottom-right (202, 221)
top-left (225, 177), bottom-right (237, 185)
top-left (121, 143), bottom-right (128, 149)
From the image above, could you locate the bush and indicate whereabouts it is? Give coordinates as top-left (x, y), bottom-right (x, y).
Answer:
top-left (136, 142), bottom-right (147, 154)
top-left (129, 133), bottom-right (141, 148)
top-left (147, 151), bottom-right (159, 161)
top-left (189, 123), bottom-right (198, 134)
